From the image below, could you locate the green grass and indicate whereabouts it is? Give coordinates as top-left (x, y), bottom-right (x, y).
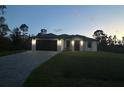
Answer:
top-left (24, 51), bottom-right (124, 87)
top-left (0, 50), bottom-right (25, 57)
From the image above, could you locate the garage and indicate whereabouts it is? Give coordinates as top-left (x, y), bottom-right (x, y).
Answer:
top-left (36, 40), bottom-right (57, 51)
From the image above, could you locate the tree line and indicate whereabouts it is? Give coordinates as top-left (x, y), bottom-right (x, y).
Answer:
top-left (0, 5), bottom-right (31, 51)
top-left (93, 30), bottom-right (124, 53)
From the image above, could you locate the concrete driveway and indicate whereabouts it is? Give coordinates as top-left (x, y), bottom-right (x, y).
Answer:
top-left (0, 51), bottom-right (58, 87)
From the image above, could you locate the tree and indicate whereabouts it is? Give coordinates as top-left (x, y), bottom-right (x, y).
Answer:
top-left (0, 6), bottom-right (10, 37)
top-left (113, 35), bottom-right (117, 45)
top-left (0, 5), bottom-right (7, 15)
top-left (118, 40), bottom-right (122, 46)
top-left (41, 28), bottom-right (47, 34)
top-left (10, 27), bottom-right (23, 49)
top-left (107, 35), bottom-right (113, 45)
top-left (0, 24), bottom-right (10, 37)
top-left (93, 30), bottom-right (107, 42)
top-left (122, 37), bottom-right (124, 45)
top-left (93, 30), bottom-right (107, 44)
top-left (19, 24), bottom-right (28, 38)
top-left (93, 30), bottom-right (108, 51)
top-left (13, 27), bottom-right (21, 36)
top-left (0, 16), bottom-right (5, 25)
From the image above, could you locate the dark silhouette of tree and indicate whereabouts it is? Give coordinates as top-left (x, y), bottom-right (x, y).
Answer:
top-left (93, 30), bottom-right (108, 50)
top-left (107, 35), bottom-right (113, 45)
top-left (0, 5), bottom-right (7, 15)
top-left (93, 30), bottom-right (108, 43)
top-left (113, 35), bottom-right (117, 45)
top-left (93, 30), bottom-right (124, 53)
top-left (0, 16), bottom-right (5, 25)
top-left (10, 27), bottom-right (22, 49)
top-left (10, 27), bottom-right (31, 50)
top-left (41, 28), bottom-right (47, 34)
top-left (19, 24), bottom-right (29, 39)
top-left (37, 28), bottom-right (47, 36)
top-left (0, 17), bottom-right (10, 37)
top-left (13, 27), bottom-right (21, 36)
top-left (0, 5), bottom-right (12, 51)
top-left (11, 27), bottom-right (21, 39)
top-left (0, 24), bottom-right (10, 36)
top-left (118, 40), bottom-right (122, 46)
top-left (122, 37), bottom-right (124, 45)
top-left (0, 6), bottom-right (10, 37)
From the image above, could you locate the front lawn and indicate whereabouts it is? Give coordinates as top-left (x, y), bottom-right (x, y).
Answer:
top-left (24, 52), bottom-right (124, 87)
top-left (0, 50), bottom-right (25, 57)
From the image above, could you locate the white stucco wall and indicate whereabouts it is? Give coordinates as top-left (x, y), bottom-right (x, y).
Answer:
top-left (84, 41), bottom-right (97, 52)
top-left (31, 38), bottom-right (97, 52)
top-left (69, 39), bottom-right (97, 52)
top-left (92, 41), bottom-right (97, 51)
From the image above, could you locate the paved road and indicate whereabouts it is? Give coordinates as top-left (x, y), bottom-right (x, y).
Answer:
top-left (0, 51), bottom-right (58, 87)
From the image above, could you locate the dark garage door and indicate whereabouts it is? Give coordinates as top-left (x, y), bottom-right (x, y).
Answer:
top-left (36, 40), bottom-right (57, 51)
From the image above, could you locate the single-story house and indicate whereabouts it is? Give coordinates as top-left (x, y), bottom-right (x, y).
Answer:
top-left (32, 33), bottom-right (97, 52)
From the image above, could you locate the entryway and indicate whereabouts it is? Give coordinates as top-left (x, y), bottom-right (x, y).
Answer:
top-left (74, 40), bottom-right (80, 51)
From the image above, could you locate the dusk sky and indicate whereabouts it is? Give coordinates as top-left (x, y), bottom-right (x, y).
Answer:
top-left (4, 5), bottom-right (124, 39)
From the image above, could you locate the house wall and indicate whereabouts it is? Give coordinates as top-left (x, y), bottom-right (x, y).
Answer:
top-left (69, 38), bottom-right (86, 52)
top-left (80, 40), bottom-right (84, 51)
top-left (69, 39), bottom-right (97, 52)
top-left (84, 41), bottom-right (97, 52)
top-left (31, 38), bottom-right (97, 52)
top-left (91, 41), bottom-right (97, 51)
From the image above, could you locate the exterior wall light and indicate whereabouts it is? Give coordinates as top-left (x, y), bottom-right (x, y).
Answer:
top-left (71, 40), bottom-right (75, 46)
top-left (32, 39), bottom-right (36, 45)
top-left (80, 40), bottom-right (83, 46)
top-left (57, 39), bottom-right (62, 46)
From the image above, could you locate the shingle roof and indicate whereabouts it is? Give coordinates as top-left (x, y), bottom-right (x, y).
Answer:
top-left (36, 33), bottom-right (96, 41)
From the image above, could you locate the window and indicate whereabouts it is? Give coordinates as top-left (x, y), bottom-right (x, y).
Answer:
top-left (87, 41), bottom-right (92, 48)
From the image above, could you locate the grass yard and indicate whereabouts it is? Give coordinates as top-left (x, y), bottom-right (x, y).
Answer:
top-left (24, 51), bottom-right (124, 87)
top-left (0, 50), bottom-right (25, 57)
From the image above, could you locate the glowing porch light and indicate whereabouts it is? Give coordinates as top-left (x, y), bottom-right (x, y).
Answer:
top-left (57, 39), bottom-right (62, 46)
top-left (32, 39), bottom-right (36, 45)
top-left (71, 40), bottom-right (75, 46)
top-left (80, 41), bottom-right (83, 46)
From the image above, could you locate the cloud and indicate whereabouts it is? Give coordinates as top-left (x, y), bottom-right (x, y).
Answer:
top-left (54, 29), bottom-right (63, 32)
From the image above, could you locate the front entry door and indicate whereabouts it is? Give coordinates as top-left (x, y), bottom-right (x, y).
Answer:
top-left (74, 40), bottom-right (80, 51)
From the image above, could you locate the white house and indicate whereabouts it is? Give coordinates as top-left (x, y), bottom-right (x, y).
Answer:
top-left (32, 33), bottom-right (97, 52)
